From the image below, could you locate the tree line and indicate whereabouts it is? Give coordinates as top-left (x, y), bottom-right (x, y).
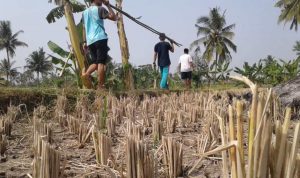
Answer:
top-left (0, 0), bottom-right (299, 89)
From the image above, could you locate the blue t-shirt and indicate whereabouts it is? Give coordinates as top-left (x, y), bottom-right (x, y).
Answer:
top-left (154, 42), bottom-right (172, 67)
top-left (83, 6), bottom-right (108, 46)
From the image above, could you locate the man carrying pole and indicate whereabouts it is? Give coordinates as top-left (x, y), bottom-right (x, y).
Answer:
top-left (153, 33), bottom-right (175, 90)
top-left (82, 0), bottom-right (117, 89)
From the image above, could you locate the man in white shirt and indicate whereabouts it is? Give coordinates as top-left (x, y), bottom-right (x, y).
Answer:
top-left (178, 48), bottom-right (193, 89)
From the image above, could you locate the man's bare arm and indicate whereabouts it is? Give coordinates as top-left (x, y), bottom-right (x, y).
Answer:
top-left (153, 52), bottom-right (158, 64)
top-left (103, 0), bottom-right (117, 21)
top-left (169, 41), bottom-right (175, 53)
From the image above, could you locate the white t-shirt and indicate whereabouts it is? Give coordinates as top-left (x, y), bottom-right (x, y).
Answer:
top-left (179, 54), bottom-right (193, 72)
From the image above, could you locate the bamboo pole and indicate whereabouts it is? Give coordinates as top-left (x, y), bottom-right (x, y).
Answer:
top-left (257, 119), bottom-right (272, 178)
top-left (215, 114), bottom-right (229, 178)
top-left (253, 96), bottom-right (264, 177)
top-left (285, 122), bottom-right (300, 178)
top-left (229, 105), bottom-right (237, 178)
top-left (230, 76), bottom-right (258, 178)
top-left (236, 101), bottom-right (246, 178)
top-left (274, 108), bottom-right (291, 178)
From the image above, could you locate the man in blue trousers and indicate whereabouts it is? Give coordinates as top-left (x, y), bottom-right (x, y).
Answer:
top-left (153, 33), bottom-right (175, 89)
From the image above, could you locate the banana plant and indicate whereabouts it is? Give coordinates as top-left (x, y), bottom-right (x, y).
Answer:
top-left (234, 62), bottom-right (263, 83)
top-left (48, 41), bottom-right (82, 87)
top-left (260, 56), bottom-right (284, 85)
top-left (280, 58), bottom-right (300, 81)
top-left (215, 60), bottom-right (232, 82)
top-left (47, 0), bottom-right (92, 89)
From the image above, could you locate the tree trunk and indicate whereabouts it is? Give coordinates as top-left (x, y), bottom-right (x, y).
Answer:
top-left (6, 49), bottom-right (10, 82)
top-left (116, 0), bottom-right (135, 90)
top-left (37, 72), bottom-right (40, 84)
top-left (214, 51), bottom-right (219, 83)
top-left (64, 1), bottom-right (92, 89)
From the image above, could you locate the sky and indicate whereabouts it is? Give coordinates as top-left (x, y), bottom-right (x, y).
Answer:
top-left (0, 0), bottom-right (299, 73)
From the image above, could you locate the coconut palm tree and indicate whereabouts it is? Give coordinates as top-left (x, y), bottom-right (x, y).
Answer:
top-left (276, 0), bottom-right (300, 31)
top-left (294, 41), bottom-right (300, 57)
top-left (0, 59), bottom-right (18, 82)
top-left (25, 48), bottom-right (53, 83)
top-left (0, 21), bottom-right (28, 81)
top-left (191, 7), bottom-right (237, 73)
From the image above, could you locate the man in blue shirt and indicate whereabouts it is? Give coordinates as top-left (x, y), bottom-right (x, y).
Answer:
top-left (82, 0), bottom-right (117, 89)
top-left (153, 33), bottom-right (175, 89)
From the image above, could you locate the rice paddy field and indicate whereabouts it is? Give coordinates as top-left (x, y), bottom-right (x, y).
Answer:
top-left (0, 78), bottom-right (299, 178)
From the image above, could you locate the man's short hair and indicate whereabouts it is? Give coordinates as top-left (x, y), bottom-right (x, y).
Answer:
top-left (159, 33), bottom-right (166, 41)
top-left (184, 48), bottom-right (189, 54)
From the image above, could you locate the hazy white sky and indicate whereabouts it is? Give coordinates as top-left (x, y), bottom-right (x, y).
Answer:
top-left (0, 0), bottom-right (299, 72)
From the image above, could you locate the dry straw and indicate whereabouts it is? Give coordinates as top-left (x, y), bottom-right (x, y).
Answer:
top-left (33, 117), bottom-right (60, 178)
top-left (162, 136), bottom-right (183, 178)
top-left (126, 136), bottom-right (154, 178)
top-left (92, 129), bottom-right (112, 165)
top-left (199, 76), bottom-right (300, 178)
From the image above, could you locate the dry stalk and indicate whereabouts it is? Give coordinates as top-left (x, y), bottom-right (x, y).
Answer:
top-left (165, 110), bottom-right (176, 133)
top-left (92, 129), bottom-right (112, 165)
top-left (228, 105), bottom-right (237, 178)
top-left (54, 95), bottom-right (67, 125)
top-left (188, 134), bottom-right (208, 175)
top-left (257, 119), bottom-right (272, 178)
top-left (0, 135), bottom-right (8, 157)
top-left (7, 105), bottom-right (21, 122)
top-left (162, 137), bottom-right (183, 178)
top-left (236, 101), bottom-right (246, 178)
top-left (274, 108), bottom-right (291, 178)
top-left (285, 122), bottom-right (300, 178)
top-left (127, 121), bottom-right (144, 140)
top-left (75, 95), bottom-right (89, 121)
top-left (33, 117), bottom-right (60, 178)
top-left (126, 136), bottom-right (155, 178)
top-left (0, 117), bottom-right (12, 136)
top-left (33, 105), bottom-right (48, 119)
top-left (153, 117), bottom-right (163, 142)
top-left (33, 137), bottom-right (60, 178)
top-left (215, 113), bottom-right (229, 178)
top-left (107, 118), bottom-right (116, 137)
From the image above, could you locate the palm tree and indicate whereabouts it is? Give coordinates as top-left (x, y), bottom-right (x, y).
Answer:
top-left (275, 0), bottom-right (300, 31)
top-left (47, 0), bottom-right (92, 89)
top-left (0, 21), bottom-right (28, 81)
top-left (0, 59), bottom-right (18, 82)
top-left (25, 48), bottom-right (53, 83)
top-left (191, 7), bottom-right (237, 76)
top-left (293, 41), bottom-right (300, 57)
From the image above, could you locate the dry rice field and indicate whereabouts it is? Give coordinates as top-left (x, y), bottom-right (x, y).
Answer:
top-left (0, 78), bottom-right (299, 178)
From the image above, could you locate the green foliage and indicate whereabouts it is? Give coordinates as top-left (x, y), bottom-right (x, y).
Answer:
top-left (46, 0), bottom-right (86, 23)
top-left (25, 48), bottom-right (53, 82)
top-left (47, 41), bottom-right (82, 87)
top-left (0, 20), bottom-right (27, 81)
top-left (0, 21), bottom-right (28, 58)
top-left (0, 59), bottom-right (19, 82)
top-left (191, 7), bottom-right (237, 63)
top-left (294, 41), bottom-right (300, 57)
top-left (133, 64), bottom-right (159, 89)
top-left (215, 60), bottom-right (232, 81)
top-left (261, 56), bottom-right (284, 85)
top-left (234, 55), bottom-right (300, 86)
top-left (275, 0), bottom-right (300, 31)
top-left (234, 62), bottom-right (263, 83)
